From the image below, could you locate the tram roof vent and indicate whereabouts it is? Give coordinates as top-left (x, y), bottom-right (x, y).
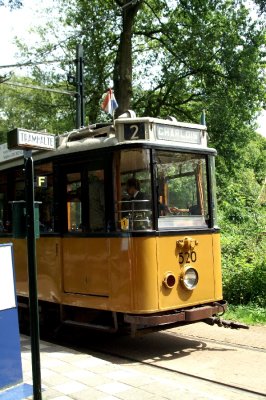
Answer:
top-left (118, 110), bottom-right (136, 119)
top-left (58, 123), bottom-right (115, 145)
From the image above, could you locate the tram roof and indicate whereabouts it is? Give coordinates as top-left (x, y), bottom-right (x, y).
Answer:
top-left (0, 115), bottom-right (215, 170)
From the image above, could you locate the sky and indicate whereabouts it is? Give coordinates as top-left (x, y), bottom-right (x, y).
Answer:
top-left (257, 114), bottom-right (266, 137)
top-left (0, 0), bottom-right (266, 137)
top-left (0, 0), bottom-right (52, 65)
top-left (0, 0), bottom-right (63, 71)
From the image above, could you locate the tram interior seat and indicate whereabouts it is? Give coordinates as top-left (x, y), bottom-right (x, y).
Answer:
top-left (189, 204), bottom-right (201, 215)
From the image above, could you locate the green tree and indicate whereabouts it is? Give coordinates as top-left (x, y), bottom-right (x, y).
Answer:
top-left (0, 76), bottom-right (75, 139)
top-left (56, 1), bottom-right (265, 129)
top-left (218, 132), bottom-right (266, 308)
top-left (0, 0), bottom-right (22, 9)
top-left (8, 0), bottom-right (265, 135)
top-left (254, 0), bottom-right (266, 14)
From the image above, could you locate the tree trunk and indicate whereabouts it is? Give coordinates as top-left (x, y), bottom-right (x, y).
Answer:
top-left (113, 1), bottom-right (143, 116)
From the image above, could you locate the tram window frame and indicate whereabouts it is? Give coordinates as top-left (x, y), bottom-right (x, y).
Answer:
top-left (0, 166), bottom-right (27, 235)
top-left (114, 148), bottom-right (154, 232)
top-left (0, 162), bottom-right (57, 236)
top-left (88, 169), bottom-right (106, 233)
top-left (59, 157), bottom-right (109, 235)
top-left (11, 167), bottom-right (26, 235)
top-left (0, 172), bottom-right (10, 233)
top-left (66, 171), bottom-right (83, 233)
top-left (14, 168), bottom-right (25, 201)
top-left (35, 162), bottom-right (55, 233)
top-left (207, 155), bottom-right (218, 229)
top-left (154, 150), bottom-right (210, 230)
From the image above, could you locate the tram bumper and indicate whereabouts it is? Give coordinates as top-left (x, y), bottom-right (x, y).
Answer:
top-left (124, 300), bottom-right (227, 336)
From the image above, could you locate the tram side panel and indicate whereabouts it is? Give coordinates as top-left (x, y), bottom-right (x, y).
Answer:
top-left (36, 237), bottom-right (62, 303)
top-left (60, 236), bottom-right (159, 314)
top-left (2, 233), bottom-right (223, 317)
top-left (61, 237), bottom-right (110, 310)
top-left (108, 237), bottom-right (159, 313)
top-left (2, 235), bottom-right (159, 315)
top-left (58, 236), bottom-right (133, 313)
top-left (0, 237), bottom-right (62, 304)
top-left (211, 233), bottom-right (223, 299)
top-left (109, 237), bottom-right (133, 312)
top-left (130, 237), bottom-right (159, 313)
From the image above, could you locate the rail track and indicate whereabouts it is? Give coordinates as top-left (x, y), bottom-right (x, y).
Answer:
top-left (166, 330), bottom-right (266, 353)
top-left (92, 347), bottom-right (265, 399)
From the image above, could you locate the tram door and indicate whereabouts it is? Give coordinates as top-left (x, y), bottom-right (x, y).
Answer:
top-left (61, 165), bottom-right (110, 297)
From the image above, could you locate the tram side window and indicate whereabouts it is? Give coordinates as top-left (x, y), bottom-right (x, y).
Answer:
top-left (0, 173), bottom-right (9, 233)
top-left (35, 163), bottom-right (54, 232)
top-left (14, 169), bottom-right (25, 200)
top-left (156, 151), bottom-right (209, 229)
top-left (5, 168), bottom-right (26, 234)
top-left (88, 170), bottom-right (105, 232)
top-left (115, 149), bottom-right (153, 231)
top-left (0, 164), bottom-right (55, 234)
top-left (0, 168), bottom-right (26, 234)
top-left (66, 173), bottom-right (82, 232)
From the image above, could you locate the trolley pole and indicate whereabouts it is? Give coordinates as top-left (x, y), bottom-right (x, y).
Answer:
top-left (75, 43), bottom-right (85, 129)
top-left (24, 150), bottom-right (42, 400)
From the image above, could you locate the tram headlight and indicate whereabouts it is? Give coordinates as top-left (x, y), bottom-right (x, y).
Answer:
top-left (181, 267), bottom-right (198, 290)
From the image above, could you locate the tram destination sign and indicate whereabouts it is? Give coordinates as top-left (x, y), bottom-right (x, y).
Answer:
top-left (7, 128), bottom-right (56, 151)
top-left (156, 124), bottom-right (201, 144)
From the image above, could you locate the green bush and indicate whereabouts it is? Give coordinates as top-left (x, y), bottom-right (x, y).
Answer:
top-left (219, 205), bottom-right (266, 308)
top-left (224, 304), bottom-right (266, 325)
top-left (222, 258), bottom-right (266, 307)
top-left (215, 126), bottom-right (266, 312)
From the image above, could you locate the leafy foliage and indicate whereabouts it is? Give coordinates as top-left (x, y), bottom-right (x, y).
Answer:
top-left (28, 0), bottom-right (264, 129)
top-left (218, 134), bottom-right (266, 309)
top-left (254, 0), bottom-right (266, 15)
top-left (0, 0), bottom-right (22, 9)
top-left (0, 76), bottom-right (75, 139)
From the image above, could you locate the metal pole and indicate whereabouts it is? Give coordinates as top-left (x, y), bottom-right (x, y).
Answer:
top-left (24, 150), bottom-right (42, 400)
top-left (201, 110), bottom-right (206, 125)
top-left (79, 45), bottom-right (85, 127)
top-left (75, 44), bottom-right (85, 128)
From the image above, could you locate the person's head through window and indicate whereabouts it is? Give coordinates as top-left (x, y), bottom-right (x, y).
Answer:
top-left (126, 178), bottom-right (140, 199)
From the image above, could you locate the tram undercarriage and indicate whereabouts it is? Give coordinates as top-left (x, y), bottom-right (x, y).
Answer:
top-left (18, 296), bottom-right (230, 337)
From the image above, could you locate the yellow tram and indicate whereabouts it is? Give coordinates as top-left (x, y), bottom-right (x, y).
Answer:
top-left (0, 114), bottom-right (226, 335)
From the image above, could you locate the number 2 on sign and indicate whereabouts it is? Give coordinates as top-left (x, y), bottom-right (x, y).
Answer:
top-left (129, 124), bottom-right (139, 139)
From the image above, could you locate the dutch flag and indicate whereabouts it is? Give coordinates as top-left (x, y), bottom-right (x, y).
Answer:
top-left (101, 88), bottom-right (118, 115)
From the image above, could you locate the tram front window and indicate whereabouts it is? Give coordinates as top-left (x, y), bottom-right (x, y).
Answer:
top-left (115, 149), bottom-right (153, 231)
top-left (156, 151), bottom-right (209, 229)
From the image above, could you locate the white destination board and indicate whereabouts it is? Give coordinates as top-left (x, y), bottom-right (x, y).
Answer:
top-left (8, 128), bottom-right (56, 151)
top-left (156, 124), bottom-right (201, 144)
top-left (18, 130), bottom-right (55, 149)
top-left (0, 244), bottom-right (16, 311)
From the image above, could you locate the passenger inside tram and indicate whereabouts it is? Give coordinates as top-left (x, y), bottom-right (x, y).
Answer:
top-left (120, 177), bottom-right (151, 230)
